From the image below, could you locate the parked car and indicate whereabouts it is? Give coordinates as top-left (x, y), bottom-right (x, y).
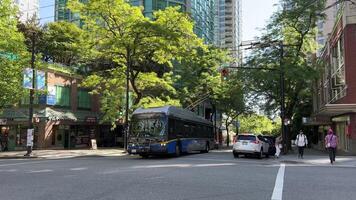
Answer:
top-left (261, 135), bottom-right (276, 156)
top-left (232, 134), bottom-right (270, 159)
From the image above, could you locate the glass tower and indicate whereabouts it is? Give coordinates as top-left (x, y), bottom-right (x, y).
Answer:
top-left (130, 0), bottom-right (215, 44)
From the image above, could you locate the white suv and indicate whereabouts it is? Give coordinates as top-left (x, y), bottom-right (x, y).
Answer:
top-left (232, 134), bottom-right (270, 159)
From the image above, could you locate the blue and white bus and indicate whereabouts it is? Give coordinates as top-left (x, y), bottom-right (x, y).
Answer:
top-left (128, 106), bottom-right (214, 158)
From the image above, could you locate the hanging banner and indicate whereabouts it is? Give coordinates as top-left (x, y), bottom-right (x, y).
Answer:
top-left (23, 68), bottom-right (33, 89)
top-left (47, 85), bottom-right (57, 105)
top-left (26, 129), bottom-right (34, 147)
top-left (36, 70), bottom-right (46, 90)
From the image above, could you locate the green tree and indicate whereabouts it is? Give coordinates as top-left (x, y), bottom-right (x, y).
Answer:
top-left (215, 72), bottom-right (246, 146)
top-left (243, 0), bottom-right (326, 138)
top-left (238, 114), bottom-right (279, 135)
top-left (174, 46), bottom-right (230, 108)
top-left (39, 21), bottom-right (88, 66)
top-left (0, 0), bottom-right (27, 109)
top-left (68, 0), bottom-right (204, 122)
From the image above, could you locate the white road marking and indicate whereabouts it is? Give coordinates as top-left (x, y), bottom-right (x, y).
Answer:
top-left (0, 160), bottom-right (61, 167)
top-left (27, 169), bottom-right (53, 173)
top-left (69, 167), bottom-right (88, 171)
top-left (132, 164), bottom-right (192, 169)
top-left (194, 163), bottom-right (236, 167)
top-left (0, 169), bottom-right (18, 172)
top-left (271, 164), bottom-right (286, 200)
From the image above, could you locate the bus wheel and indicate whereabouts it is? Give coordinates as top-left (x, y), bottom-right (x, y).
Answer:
top-left (175, 145), bottom-right (181, 157)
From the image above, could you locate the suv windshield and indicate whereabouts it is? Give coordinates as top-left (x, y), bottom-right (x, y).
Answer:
top-left (131, 117), bottom-right (166, 138)
top-left (237, 135), bottom-right (256, 141)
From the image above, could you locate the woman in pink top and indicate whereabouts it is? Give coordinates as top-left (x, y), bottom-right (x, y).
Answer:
top-left (324, 128), bottom-right (338, 164)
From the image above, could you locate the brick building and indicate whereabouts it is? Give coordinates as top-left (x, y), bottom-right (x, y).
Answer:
top-left (308, 2), bottom-right (356, 154)
top-left (0, 66), bottom-right (124, 151)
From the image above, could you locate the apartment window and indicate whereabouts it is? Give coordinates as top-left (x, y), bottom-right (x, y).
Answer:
top-left (55, 86), bottom-right (70, 107)
top-left (329, 35), bottom-right (346, 102)
top-left (78, 89), bottom-right (91, 109)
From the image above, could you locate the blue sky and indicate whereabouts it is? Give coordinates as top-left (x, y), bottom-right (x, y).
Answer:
top-left (39, 0), bottom-right (279, 40)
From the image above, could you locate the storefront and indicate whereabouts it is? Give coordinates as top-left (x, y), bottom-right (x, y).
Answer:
top-left (0, 124), bottom-right (40, 151)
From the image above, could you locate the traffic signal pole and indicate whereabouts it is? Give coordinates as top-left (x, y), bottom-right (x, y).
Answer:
top-left (25, 32), bottom-right (36, 156)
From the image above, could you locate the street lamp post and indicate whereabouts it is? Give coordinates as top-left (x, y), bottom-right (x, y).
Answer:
top-left (227, 40), bottom-right (288, 153)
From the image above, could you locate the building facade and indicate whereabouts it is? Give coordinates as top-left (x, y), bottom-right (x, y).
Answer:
top-left (214, 0), bottom-right (242, 62)
top-left (316, 0), bottom-right (339, 53)
top-left (0, 67), bottom-right (124, 151)
top-left (13, 0), bottom-right (39, 22)
top-left (309, 2), bottom-right (356, 154)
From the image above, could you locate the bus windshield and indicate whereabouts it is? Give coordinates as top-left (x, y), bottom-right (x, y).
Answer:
top-left (131, 117), bottom-right (166, 138)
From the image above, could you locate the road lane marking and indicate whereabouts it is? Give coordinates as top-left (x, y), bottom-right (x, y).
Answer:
top-left (0, 169), bottom-right (18, 172)
top-left (0, 160), bottom-right (61, 167)
top-left (194, 163), bottom-right (236, 167)
top-left (69, 167), bottom-right (88, 171)
top-left (271, 163), bottom-right (285, 200)
top-left (27, 169), bottom-right (53, 173)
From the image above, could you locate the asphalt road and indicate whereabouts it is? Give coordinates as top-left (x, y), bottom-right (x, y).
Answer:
top-left (0, 151), bottom-right (355, 200)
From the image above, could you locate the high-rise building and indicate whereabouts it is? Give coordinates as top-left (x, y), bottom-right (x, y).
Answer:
top-left (189, 0), bottom-right (215, 44)
top-left (55, 0), bottom-right (81, 25)
top-left (130, 0), bottom-right (187, 18)
top-left (129, 0), bottom-right (215, 44)
top-left (13, 0), bottom-right (40, 22)
top-left (214, 0), bottom-right (242, 63)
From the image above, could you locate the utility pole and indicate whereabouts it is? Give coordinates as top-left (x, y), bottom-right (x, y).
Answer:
top-left (231, 40), bottom-right (288, 153)
top-left (25, 31), bottom-right (36, 156)
top-left (279, 43), bottom-right (287, 154)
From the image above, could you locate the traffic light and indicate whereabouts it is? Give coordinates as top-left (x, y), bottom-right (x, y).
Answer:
top-left (221, 68), bottom-right (229, 80)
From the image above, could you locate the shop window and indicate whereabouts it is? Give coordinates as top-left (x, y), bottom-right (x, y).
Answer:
top-left (78, 89), bottom-right (91, 109)
top-left (55, 85), bottom-right (70, 107)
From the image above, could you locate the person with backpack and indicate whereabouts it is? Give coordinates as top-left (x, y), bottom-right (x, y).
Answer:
top-left (325, 128), bottom-right (338, 164)
top-left (295, 130), bottom-right (308, 159)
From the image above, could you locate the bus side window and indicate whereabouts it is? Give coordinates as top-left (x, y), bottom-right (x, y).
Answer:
top-left (168, 118), bottom-right (176, 140)
top-left (176, 120), bottom-right (183, 138)
top-left (183, 122), bottom-right (191, 138)
top-left (199, 125), bottom-right (204, 138)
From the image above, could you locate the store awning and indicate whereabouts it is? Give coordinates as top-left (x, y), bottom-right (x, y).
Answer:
top-left (0, 107), bottom-right (100, 122)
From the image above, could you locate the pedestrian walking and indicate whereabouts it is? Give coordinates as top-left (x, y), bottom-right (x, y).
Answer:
top-left (274, 135), bottom-right (282, 158)
top-left (295, 130), bottom-right (308, 159)
top-left (325, 128), bottom-right (338, 164)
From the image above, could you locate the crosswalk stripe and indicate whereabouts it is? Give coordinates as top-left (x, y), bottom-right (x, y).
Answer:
top-left (271, 163), bottom-right (286, 200)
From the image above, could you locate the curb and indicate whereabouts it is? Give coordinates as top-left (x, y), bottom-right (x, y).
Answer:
top-left (0, 156), bottom-right (39, 160)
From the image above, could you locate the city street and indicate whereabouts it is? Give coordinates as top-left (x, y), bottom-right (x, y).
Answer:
top-left (1, 150), bottom-right (356, 200)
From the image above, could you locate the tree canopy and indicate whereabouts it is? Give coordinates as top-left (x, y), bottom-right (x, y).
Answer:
top-left (0, 0), bottom-right (27, 109)
top-left (66, 0), bottom-right (218, 122)
top-left (243, 0), bottom-right (327, 134)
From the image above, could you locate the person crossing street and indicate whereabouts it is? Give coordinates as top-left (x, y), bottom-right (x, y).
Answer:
top-left (325, 128), bottom-right (338, 164)
top-left (295, 130), bottom-right (308, 159)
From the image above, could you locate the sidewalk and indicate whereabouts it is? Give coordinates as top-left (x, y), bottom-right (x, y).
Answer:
top-left (0, 148), bottom-right (127, 159)
top-left (279, 148), bottom-right (356, 167)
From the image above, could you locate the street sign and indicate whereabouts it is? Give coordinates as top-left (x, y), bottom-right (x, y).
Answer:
top-left (26, 129), bottom-right (34, 147)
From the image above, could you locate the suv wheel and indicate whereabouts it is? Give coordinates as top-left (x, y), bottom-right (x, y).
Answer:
top-left (233, 152), bottom-right (239, 158)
